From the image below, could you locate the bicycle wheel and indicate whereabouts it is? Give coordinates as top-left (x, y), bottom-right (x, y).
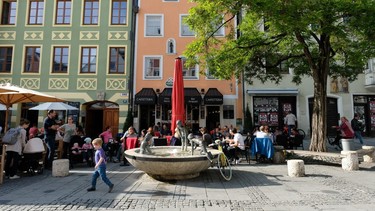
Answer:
top-left (297, 129), bottom-right (306, 139)
top-left (217, 152), bottom-right (232, 181)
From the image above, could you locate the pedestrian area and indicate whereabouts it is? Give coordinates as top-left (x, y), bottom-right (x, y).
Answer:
top-left (0, 158), bottom-right (375, 211)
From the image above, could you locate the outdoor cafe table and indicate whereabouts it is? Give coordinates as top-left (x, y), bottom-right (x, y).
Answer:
top-left (251, 137), bottom-right (274, 159)
top-left (126, 137), bottom-right (138, 150)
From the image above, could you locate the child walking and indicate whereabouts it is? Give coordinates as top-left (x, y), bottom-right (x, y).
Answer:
top-left (87, 138), bottom-right (114, 193)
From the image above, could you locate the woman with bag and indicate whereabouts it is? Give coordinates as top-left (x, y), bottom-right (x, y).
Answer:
top-left (5, 118), bottom-right (30, 179)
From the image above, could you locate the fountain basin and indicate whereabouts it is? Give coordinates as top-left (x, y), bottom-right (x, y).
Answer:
top-left (124, 146), bottom-right (221, 180)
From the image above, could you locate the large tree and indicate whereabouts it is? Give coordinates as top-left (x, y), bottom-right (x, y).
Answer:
top-left (184, 0), bottom-right (375, 152)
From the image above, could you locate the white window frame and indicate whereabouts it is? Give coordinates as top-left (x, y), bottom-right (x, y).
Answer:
top-left (144, 55), bottom-right (162, 79)
top-left (181, 56), bottom-right (198, 80)
top-left (180, 14), bottom-right (194, 37)
top-left (144, 14), bottom-right (163, 37)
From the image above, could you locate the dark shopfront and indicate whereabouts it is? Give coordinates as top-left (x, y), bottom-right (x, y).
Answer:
top-left (252, 96), bottom-right (297, 130)
top-left (158, 87), bottom-right (202, 133)
top-left (353, 95), bottom-right (375, 137)
top-left (134, 88), bottom-right (157, 132)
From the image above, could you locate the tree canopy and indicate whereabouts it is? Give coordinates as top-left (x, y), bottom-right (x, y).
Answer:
top-left (184, 0), bottom-right (375, 151)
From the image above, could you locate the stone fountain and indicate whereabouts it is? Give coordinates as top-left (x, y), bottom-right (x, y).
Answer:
top-left (124, 146), bottom-right (221, 180)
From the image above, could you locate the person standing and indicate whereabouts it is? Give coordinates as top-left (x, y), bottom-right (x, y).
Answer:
top-left (99, 126), bottom-right (114, 161)
top-left (351, 113), bottom-right (364, 145)
top-left (58, 116), bottom-right (77, 159)
top-left (87, 138), bottom-right (114, 193)
top-left (44, 110), bottom-right (59, 169)
top-left (5, 118), bottom-right (30, 179)
top-left (284, 111), bottom-right (297, 136)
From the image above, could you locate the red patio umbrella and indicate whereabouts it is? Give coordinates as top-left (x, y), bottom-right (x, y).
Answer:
top-left (171, 58), bottom-right (185, 135)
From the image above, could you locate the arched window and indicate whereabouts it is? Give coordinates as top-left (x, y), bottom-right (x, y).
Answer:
top-left (166, 39), bottom-right (176, 54)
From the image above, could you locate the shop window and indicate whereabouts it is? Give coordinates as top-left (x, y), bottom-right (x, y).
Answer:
top-left (161, 104), bottom-right (171, 121)
top-left (253, 97), bottom-right (279, 126)
top-left (187, 105), bottom-right (199, 121)
top-left (223, 105), bottom-right (234, 119)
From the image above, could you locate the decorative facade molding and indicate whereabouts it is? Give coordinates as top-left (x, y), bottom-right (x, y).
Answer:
top-left (80, 31), bottom-right (99, 40)
top-left (77, 78), bottom-right (97, 90)
top-left (20, 78), bottom-right (40, 89)
top-left (108, 31), bottom-right (128, 40)
top-left (49, 78), bottom-right (69, 90)
top-left (52, 31), bottom-right (72, 40)
top-left (0, 31), bottom-right (16, 40)
top-left (24, 31), bottom-right (43, 40)
top-left (106, 79), bottom-right (127, 90)
top-left (0, 78), bottom-right (12, 84)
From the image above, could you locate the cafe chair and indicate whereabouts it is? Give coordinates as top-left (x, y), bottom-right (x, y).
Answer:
top-left (153, 138), bottom-right (168, 146)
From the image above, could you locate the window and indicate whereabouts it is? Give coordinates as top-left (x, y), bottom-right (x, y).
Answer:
top-left (1, 0), bottom-right (16, 25)
top-left (24, 46), bottom-right (41, 73)
top-left (266, 57), bottom-right (289, 74)
top-left (55, 0), bottom-right (71, 24)
top-left (181, 57), bottom-right (197, 79)
top-left (28, 0), bottom-right (44, 25)
top-left (144, 56), bottom-right (161, 78)
top-left (213, 22), bottom-right (224, 36)
top-left (223, 105), bottom-right (234, 119)
top-left (109, 47), bottom-right (125, 74)
top-left (145, 15), bottom-right (162, 36)
top-left (83, 0), bottom-right (99, 25)
top-left (52, 47), bottom-right (69, 73)
top-left (0, 47), bottom-right (13, 73)
top-left (180, 15), bottom-right (194, 36)
top-left (111, 0), bottom-right (127, 25)
top-left (80, 47), bottom-right (97, 73)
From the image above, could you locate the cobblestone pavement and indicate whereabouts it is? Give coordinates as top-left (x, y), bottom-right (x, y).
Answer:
top-left (1, 139), bottom-right (375, 211)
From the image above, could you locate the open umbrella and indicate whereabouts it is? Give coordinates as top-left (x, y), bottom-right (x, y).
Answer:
top-left (29, 102), bottom-right (78, 111)
top-left (171, 57), bottom-right (185, 135)
top-left (0, 83), bottom-right (65, 131)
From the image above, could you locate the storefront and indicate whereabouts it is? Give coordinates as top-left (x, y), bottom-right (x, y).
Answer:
top-left (134, 88), bottom-right (157, 132)
top-left (247, 89), bottom-right (298, 130)
top-left (353, 95), bottom-right (375, 136)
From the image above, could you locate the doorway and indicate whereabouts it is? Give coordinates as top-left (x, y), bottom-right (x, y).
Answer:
top-left (139, 105), bottom-right (155, 132)
top-left (206, 106), bottom-right (220, 132)
top-left (308, 97), bottom-right (339, 137)
top-left (84, 101), bottom-right (119, 138)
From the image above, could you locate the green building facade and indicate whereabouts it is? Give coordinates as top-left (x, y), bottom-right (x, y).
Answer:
top-left (0, 0), bottom-right (134, 138)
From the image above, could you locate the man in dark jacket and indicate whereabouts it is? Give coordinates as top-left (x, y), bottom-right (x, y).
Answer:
top-left (351, 113), bottom-right (364, 145)
top-left (44, 109), bottom-right (58, 168)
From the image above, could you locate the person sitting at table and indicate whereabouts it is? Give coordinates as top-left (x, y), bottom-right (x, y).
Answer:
top-left (226, 128), bottom-right (245, 165)
top-left (209, 127), bottom-right (224, 149)
top-left (118, 126), bottom-right (138, 166)
top-left (255, 126), bottom-right (271, 139)
top-left (160, 124), bottom-right (171, 137)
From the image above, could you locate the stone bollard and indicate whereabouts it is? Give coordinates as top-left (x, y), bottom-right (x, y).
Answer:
top-left (273, 145), bottom-right (285, 164)
top-left (341, 151), bottom-right (359, 171)
top-left (52, 159), bottom-right (70, 177)
top-left (362, 146), bottom-right (375, 163)
top-left (287, 159), bottom-right (305, 177)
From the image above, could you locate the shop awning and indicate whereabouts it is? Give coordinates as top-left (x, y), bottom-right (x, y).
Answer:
top-left (158, 88), bottom-right (172, 104)
top-left (184, 88), bottom-right (202, 104)
top-left (204, 88), bottom-right (223, 105)
top-left (158, 88), bottom-right (202, 104)
top-left (247, 89), bottom-right (298, 95)
top-left (134, 88), bottom-right (157, 105)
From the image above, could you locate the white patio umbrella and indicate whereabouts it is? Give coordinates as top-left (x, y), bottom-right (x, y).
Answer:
top-left (0, 83), bottom-right (65, 131)
top-left (29, 102), bottom-right (79, 111)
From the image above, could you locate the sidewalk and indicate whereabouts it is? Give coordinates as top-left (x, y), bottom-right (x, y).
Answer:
top-left (1, 141), bottom-right (375, 210)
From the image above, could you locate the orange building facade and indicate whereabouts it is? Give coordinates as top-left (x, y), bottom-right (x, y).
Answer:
top-left (132, 0), bottom-right (243, 133)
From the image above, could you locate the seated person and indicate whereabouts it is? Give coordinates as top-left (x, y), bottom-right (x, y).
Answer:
top-left (226, 128), bottom-right (245, 164)
top-left (81, 137), bottom-right (93, 162)
top-left (71, 143), bottom-right (82, 155)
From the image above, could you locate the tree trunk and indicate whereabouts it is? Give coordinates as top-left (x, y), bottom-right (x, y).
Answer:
top-left (309, 77), bottom-right (327, 152)
top-left (306, 33), bottom-right (332, 152)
